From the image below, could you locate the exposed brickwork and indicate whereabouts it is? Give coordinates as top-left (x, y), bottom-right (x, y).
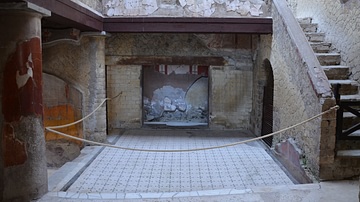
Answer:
top-left (107, 65), bottom-right (142, 129)
top-left (43, 35), bottom-right (107, 142)
top-left (210, 66), bottom-right (253, 129)
top-left (252, 2), bottom-right (337, 180)
top-left (106, 34), bottom-right (256, 129)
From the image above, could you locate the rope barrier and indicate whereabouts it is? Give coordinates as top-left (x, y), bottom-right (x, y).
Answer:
top-left (45, 93), bottom-right (339, 153)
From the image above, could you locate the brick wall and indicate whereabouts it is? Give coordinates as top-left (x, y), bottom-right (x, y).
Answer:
top-left (43, 34), bottom-right (107, 143)
top-left (210, 66), bottom-right (253, 129)
top-left (255, 1), bottom-right (337, 179)
top-left (106, 33), bottom-right (256, 129)
top-left (107, 65), bottom-right (142, 129)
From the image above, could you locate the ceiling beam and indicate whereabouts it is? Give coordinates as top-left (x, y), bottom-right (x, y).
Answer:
top-left (26, 0), bottom-right (103, 31)
top-left (103, 17), bottom-right (273, 34)
top-left (15, 0), bottom-right (273, 34)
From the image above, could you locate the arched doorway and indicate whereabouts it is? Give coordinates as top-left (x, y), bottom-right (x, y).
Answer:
top-left (261, 59), bottom-right (274, 147)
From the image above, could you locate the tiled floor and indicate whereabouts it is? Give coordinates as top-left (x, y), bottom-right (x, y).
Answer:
top-left (66, 130), bottom-right (294, 194)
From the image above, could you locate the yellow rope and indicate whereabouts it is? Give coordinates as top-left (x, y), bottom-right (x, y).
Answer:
top-left (45, 94), bottom-right (338, 152)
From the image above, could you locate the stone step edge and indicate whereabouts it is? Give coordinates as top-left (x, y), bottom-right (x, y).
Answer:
top-left (321, 65), bottom-right (349, 69)
top-left (45, 183), bottom-right (321, 200)
top-left (329, 79), bottom-right (358, 85)
top-left (337, 150), bottom-right (360, 158)
top-left (315, 53), bottom-right (341, 56)
top-left (340, 95), bottom-right (360, 101)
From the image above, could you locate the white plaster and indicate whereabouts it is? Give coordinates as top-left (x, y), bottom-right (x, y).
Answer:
top-left (250, 4), bottom-right (262, 16)
top-left (16, 53), bottom-right (34, 89)
top-left (179, 0), bottom-right (187, 7)
top-left (214, 0), bottom-right (226, 4)
top-left (237, 1), bottom-right (251, 16)
top-left (226, 0), bottom-right (241, 11)
top-left (125, 0), bottom-right (140, 9)
top-left (107, 8), bottom-right (115, 16)
top-left (143, 0), bottom-right (158, 15)
top-left (103, 0), bottom-right (265, 17)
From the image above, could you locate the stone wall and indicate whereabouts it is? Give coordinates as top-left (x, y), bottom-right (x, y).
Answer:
top-left (263, 0), bottom-right (336, 179)
top-left (106, 33), bottom-right (256, 129)
top-left (251, 34), bottom-right (272, 136)
top-left (103, 0), bottom-right (269, 17)
top-left (43, 73), bottom-right (83, 167)
top-left (42, 34), bottom-right (107, 143)
top-left (290, 0), bottom-right (360, 84)
top-left (210, 66), bottom-right (253, 129)
top-left (107, 65), bottom-right (142, 129)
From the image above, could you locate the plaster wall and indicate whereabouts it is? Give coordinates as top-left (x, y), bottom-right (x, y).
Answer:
top-left (290, 0), bottom-right (360, 84)
top-left (103, 0), bottom-right (269, 17)
top-left (0, 11), bottom-right (47, 201)
top-left (106, 33), bottom-right (256, 129)
top-left (42, 34), bottom-right (107, 143)
top-left (43, 73), bottom-right (83, 167)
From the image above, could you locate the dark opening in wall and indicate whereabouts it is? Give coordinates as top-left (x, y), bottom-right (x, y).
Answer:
top-left (142, 65), bottom-right (209, 127)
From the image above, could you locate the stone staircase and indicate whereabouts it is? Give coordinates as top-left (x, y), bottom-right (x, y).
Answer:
top-left (298, 17), bottom-right (360, 157)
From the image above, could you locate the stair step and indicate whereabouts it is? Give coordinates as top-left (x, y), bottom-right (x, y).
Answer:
top-left (305, 32), bottom-right (325, 42)
top-left (341, 94), bottom-right (360, 101)
top-left (342, 112), bottom-right (360, 129)
top-left (343, 112), bottom-right (356, 118)
top-left (310, 42), bottom-right (331, 53)
top-left (337, 150), bottom-right (360, 157)
top-left (322, 65), bottom-right (349, 79)
top-left (348, 130), bottom-right (360, 137)
top-left (300, 23), bottom-right (318, 32)
top-left (316, 53), bottom-right (341, 65)
top-left (297, 17), bottom-right (312, 24)
top-left (330, 80), bottom-right (358, 95)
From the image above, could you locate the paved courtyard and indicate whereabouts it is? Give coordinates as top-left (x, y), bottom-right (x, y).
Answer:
top-left (41, 129), bottom-right (307, 201)
top-left (67, 130), bottom-right (294, 194)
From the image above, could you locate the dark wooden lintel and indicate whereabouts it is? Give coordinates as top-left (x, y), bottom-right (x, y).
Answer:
top-left (19, 1), bottom-right (273, 34)
top-left (26, 0), bottom-right (103, 31)
top-left (103, 17), bottom-right (273, 34)
top-left (106, 56), bottom-right (225, 66)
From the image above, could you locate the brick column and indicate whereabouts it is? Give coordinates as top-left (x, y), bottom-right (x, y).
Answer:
top-left (0, 3), bottom-right (50, 201)
top-left (83, 33), bottom-right (108, 143)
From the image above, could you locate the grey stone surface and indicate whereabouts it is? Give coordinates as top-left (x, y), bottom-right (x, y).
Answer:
top-left (38, 131), bottom-right (359, 202)
top-left (46, 140), bottom-right (81, 168)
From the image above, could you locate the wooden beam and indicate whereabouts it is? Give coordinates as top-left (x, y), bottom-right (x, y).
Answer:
top-left (106, 56), bottom-right (226, 66)
top-left (26, 0), bottom-right (103, 31)
top-left (103, 17), bottom-right (273, 34)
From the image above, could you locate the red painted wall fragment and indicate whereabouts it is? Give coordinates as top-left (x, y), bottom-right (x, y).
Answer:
top-left (2, 37), bottom-right (43, 122)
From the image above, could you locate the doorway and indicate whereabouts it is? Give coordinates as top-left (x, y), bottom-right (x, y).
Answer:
top-left (261, 60), bottom-right (274, 146)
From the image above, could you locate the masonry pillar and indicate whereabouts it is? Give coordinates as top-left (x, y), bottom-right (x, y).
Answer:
top-left (0, 3), bottom-right (50, 201)
top-left (83, 33), bottom-right (108, 143)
